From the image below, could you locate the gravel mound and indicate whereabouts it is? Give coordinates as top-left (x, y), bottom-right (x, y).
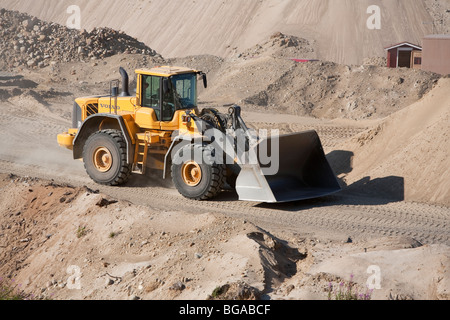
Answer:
top-left (239, 32), bottom-right (316, 60)
top-left (0, 9), bottom-right (162, 70)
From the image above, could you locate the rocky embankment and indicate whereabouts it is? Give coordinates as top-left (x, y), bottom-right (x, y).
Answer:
top-left (0, 9), bottom-right (162, 70)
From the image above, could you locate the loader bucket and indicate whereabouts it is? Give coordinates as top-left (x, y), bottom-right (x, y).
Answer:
top-left (235, 131), bottom-right (341, 203)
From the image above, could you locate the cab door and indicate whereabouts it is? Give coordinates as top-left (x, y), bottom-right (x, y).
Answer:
top-left (160, 77), bottom-right (180, 131)
top-left (135, 74), bottom-right (161, 130)
top-left (142, 74), bottom-right (162, 119)
top-left (137, 74), bottom-right (179, 131)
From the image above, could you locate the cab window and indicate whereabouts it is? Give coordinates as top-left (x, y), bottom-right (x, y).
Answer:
top-left (171, 74), bottom-right (197, 109)
top-left (142, 75), bottom-right (161, 120)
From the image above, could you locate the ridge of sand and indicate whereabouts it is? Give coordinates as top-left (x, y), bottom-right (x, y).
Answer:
top-left (335, 77), bottom-right (450, 206)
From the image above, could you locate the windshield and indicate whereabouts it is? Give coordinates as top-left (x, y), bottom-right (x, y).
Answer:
top-left (171, 73), bottom-right (197, 109)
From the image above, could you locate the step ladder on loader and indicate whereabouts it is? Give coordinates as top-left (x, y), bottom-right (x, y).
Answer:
top-left (133, 132), bottom-right (152, 175)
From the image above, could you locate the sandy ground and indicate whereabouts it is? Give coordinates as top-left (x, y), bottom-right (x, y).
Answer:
top-left (0, 175), bottom-right (448, 300)
top-left (0, 4), bottom-right (449, 301)
top-left (337, 77), bottom-right (450, 206)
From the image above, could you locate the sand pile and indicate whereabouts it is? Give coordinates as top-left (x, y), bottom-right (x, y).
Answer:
top-left (0, 174), bottom-right (302, 300)
top-left (238, 32), bottom-right (316, 60)
top-left (333, 77), bottom-right (450, 206)
top-left (250, 61), bottom-right (441, 120)
top-left (198, 46), bottom-right (441, 120)
top-left (0, 9), bottom-right (162, 70)
top-left (363, 56), bottom-right (387, 67)
top-left (1, 0), bottom-right (445, 65)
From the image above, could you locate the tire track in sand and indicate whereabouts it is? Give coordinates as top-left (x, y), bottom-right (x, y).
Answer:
top-left (1, 161), bottom-right (448, 246)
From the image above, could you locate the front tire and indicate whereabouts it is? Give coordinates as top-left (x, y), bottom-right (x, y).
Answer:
top-left (171, 144), bottom-right (225, 200)
top-left (83, 129), bottom-right (132, 186)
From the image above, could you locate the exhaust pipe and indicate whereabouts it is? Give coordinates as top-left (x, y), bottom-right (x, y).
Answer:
top-left (119, 67), bottom-right (130, 97)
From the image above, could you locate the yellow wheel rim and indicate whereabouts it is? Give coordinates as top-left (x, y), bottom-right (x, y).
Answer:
top-left (93, 147), bottom-right (113, 173)
top-left (182, 161), bottom-right (202, 187)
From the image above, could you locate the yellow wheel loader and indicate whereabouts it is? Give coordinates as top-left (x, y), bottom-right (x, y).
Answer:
top-left (57, 66), bottom-right (341, 203)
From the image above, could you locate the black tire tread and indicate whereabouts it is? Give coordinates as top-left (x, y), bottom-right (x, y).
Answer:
top-left (171, 144), bottom-right (225, 201)
top-left (83, 129), bottom-right (132, 186)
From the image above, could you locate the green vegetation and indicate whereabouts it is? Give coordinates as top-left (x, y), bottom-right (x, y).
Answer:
top-left (211, 285), bottom-right (226, 298)
top-left (76, 225), bottom-right (87, 238)
top-left (327, 274), bottom-right (373, 300)
top-left (0, 278), bottom-right (33, 300)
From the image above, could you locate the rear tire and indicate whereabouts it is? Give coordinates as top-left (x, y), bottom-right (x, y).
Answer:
top-left (171, 144), bottom-right (225, 200)
top-left (83, 129), bottom-right (132, 186)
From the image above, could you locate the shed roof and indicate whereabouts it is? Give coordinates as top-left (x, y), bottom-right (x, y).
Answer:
top-left (384, 42), bottom-right (422, 51)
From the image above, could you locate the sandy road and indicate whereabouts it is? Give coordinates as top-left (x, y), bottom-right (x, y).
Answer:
top-left (1, 153), bottom-right (448, 247)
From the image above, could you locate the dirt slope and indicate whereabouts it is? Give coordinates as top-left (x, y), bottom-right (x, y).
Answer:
top-left (0, 174), bottom-right (448, 300)
top-left (332, 77), bottom-right (450, 206)
top-left (224, 57), bottom-right (440, 120)
top-left (1, 0), bottom-right (445, 65)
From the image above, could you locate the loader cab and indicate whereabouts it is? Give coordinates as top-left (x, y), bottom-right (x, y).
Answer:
top-left (136, 66), bottom-right (206, 129)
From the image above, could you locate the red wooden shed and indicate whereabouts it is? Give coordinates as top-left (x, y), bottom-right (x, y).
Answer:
top-left (384, 42), bottom-right (423, 69)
